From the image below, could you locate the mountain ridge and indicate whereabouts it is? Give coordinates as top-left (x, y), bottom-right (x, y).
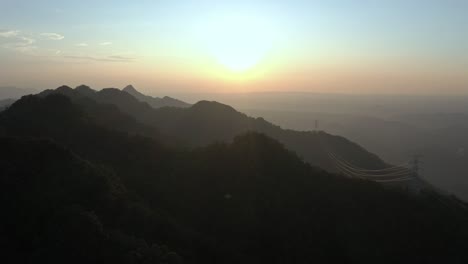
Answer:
top-left (123, 84), bottom-right (191, 108)
top-left (37, 85), bottom-right (388, 172)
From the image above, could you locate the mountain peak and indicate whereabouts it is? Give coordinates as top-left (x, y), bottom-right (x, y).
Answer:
top-left (76, 84), bottom-right (91, 90)
top-left (51, 85), bottom-right (74, 96)
top-left (191, 100), bottom-right (237, 113)
top-left (123, 85), bottom-right (139, 94)
top-left (56, 85), bottom-right (73, 91)
top-left (75, 85), bottom-right (96, 95)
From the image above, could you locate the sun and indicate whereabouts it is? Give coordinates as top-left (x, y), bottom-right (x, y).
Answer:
top-left (200, 15), bottom-right (277, 73)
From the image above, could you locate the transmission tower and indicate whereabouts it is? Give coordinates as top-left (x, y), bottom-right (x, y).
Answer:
top-left (411, 154), bottom-right (423, 178)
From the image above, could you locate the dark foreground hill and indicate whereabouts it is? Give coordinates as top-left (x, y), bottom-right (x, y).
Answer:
top-left (40, 85), bottom-right (386, 172)
top-left (1, 94), bottom-right (468, 263)
top-left (0, 138), bottom-right (183, 264)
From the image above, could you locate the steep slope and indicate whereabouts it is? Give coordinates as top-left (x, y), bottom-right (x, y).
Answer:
top-left (0, 98), bottom-right (15, 111)
top-left (248, 108), bottom-right (468, 200)
top-left (0, 137), bottom-right (183, 264)
top-left (37, 86), bottom-right (167, 141)
top-left (123, 85), bottom-right (191, 108)
top-left (39, 86), bottom-right (387, 172)
top-left (150, 100), bottom-right (387, 171)
top-left (163, 133), bottom-right (468, 264)
top-left (0, 94), bottom-right (174, 195)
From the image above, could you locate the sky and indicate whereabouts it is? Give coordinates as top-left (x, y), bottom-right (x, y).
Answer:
top-left (0, 0), bottom-right (467, 94)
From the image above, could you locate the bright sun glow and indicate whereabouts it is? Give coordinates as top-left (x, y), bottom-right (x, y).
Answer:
top-left (200, 15), bottom-right (277, 73)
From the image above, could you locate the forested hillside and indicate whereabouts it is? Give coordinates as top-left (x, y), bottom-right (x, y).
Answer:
top-left (1, 94), bottom-right (468, 263)
top-left (40, 86), bottom-right (387, 171)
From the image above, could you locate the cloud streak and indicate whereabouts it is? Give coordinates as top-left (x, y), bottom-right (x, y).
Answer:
top-left (9, 37), bottom-right (37, 53)
top-left (41, 32), bottom-right (64, 40)
top-left (64, 55), bottom-right (135, 62)
top-left (0, 30), bottom-right (37, 54)
top-left (100, 42), bottom-right (112, 46)
top-left (76, 43), bottom-right (89, 47)
top-left (0, 30), bottom-right (20, 38)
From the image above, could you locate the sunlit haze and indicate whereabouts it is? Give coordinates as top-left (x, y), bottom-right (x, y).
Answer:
top-left (1, 0), bottom-right (467, 94)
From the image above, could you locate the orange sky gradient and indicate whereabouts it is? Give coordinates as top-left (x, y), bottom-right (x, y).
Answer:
top-left (1, 1), bottom-right (467, 95)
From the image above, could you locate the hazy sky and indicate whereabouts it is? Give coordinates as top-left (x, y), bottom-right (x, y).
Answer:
top-left (1, 0), bottom-right (467, 94)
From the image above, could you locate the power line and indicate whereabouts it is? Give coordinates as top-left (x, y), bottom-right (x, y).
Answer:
top-left (328, 151), bottom-right (412, 178)
top-left (325, 148), bottom-right (410, 173)
top-left (410, 154), bottom-right (423, 177)
top-left (327, 152), bottom-right (413, 181)
top-left (318, 135), bottom-right (415, 183)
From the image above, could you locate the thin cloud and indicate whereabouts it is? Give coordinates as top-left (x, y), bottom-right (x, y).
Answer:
top-left (0, 30), bottom-right (20, 38)
top-left (76, 43), bottom-right (89, 47)
top-left (19, 37), bottom-right (35, 46)
top-left (108, 55), bottom-right (134, 61)
top-left (40, 32), bottom-right (64, 40)
top-left (64, 55), bottom-right (135, 62)
top-left (14, 45), bottom-right (37, 53)
top-left (100, 42), bottom-right (112, 46)
top-left (12, 38), bottom-right (37, 53)
top-left (0, 32), bottom-right (37, 54)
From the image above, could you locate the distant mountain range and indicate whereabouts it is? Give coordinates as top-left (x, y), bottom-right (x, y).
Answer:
top-left (1, 84), bottom-right (191, 109)
top-left (38, 85), bottom-right (387, 172)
